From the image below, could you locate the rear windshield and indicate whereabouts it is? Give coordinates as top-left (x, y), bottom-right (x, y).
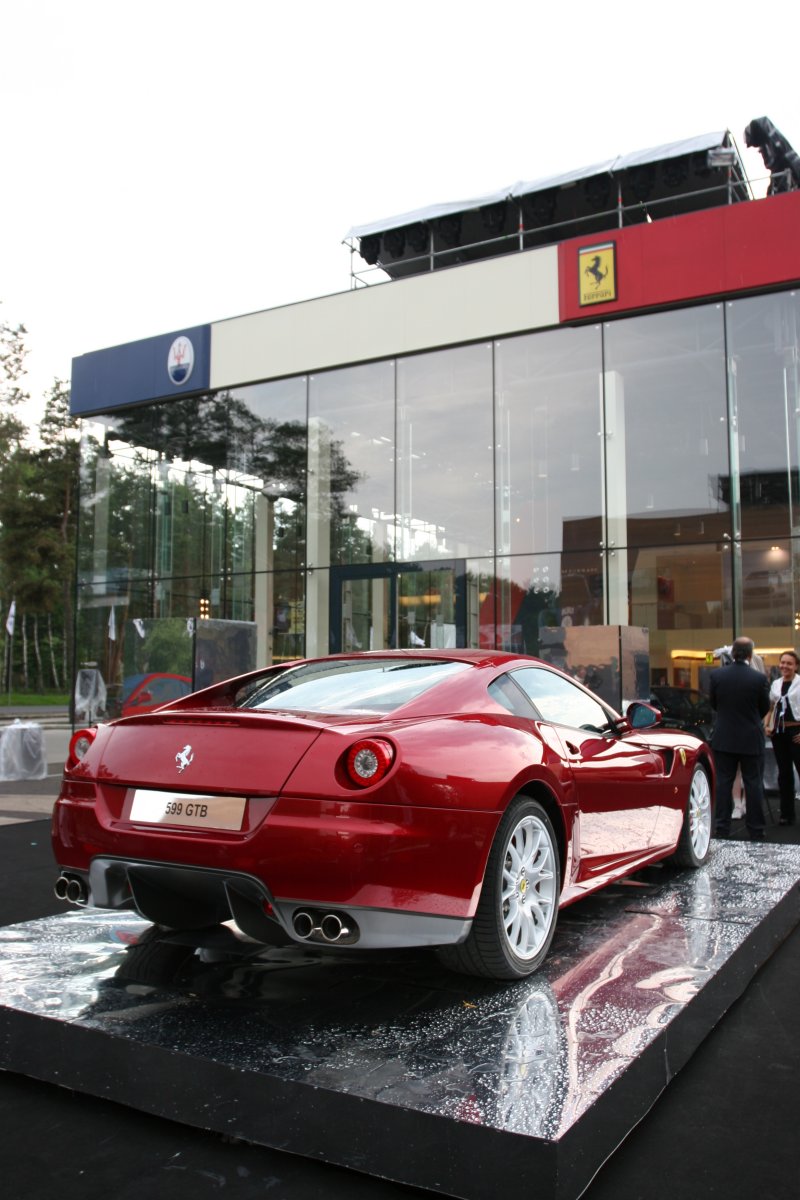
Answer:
top-left (238, 658), bottom-right (469, 715)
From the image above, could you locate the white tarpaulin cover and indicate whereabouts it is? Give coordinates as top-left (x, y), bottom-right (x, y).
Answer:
top-left (74, 667), bottom-right (107, 724)
top-left (0, 720), bottom-right (47, 781)
top-left (345, 132), bottom-right (731, 239)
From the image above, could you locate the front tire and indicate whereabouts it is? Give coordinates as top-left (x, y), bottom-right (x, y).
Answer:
top-left (438, 797), bottom-right (560, 980)
top-left (670, 764), bottom-right (713, 867)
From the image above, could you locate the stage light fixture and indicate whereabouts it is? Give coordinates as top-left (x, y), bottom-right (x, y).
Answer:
top-left (521, 189), bottom-right (557, 226)
top-left (745, 116), bottom-right (800, 193)
top-left (692, 151), bottom-right (712, 177)
top-left (479, 202), bottom-right (506, 235)
top-left (359, 235), bottom-right (381, 265)
top-left (436, 214), bottom-right (462, 247)
top-left (628, 165), bottom-right (655, 202)
top-left (383, 228), bottom-right (406, 258)
top-left (584, 175), bottom-right (611, 210)
top-left (662, 156), bottom-right (689, 189)
top-left (707, 147), bottom-right (737, 168)
top-left (405, 222), bottom-right (429, 253)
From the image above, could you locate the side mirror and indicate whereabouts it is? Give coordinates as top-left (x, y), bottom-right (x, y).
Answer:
top-left (625, 701), bottom-right (662, 730)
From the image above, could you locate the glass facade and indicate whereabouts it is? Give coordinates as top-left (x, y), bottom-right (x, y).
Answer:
top-left (76, 288), bottom-right (800, 707)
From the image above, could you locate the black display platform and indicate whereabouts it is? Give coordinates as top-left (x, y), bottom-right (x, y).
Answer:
top-left (1, 843), bottom-right (798, 1200)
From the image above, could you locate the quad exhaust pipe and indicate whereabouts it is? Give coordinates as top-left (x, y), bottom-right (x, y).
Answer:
top-left (54, 874), bottom-right (89, 906)
top-left (292, 908), bottom-right (354, 944)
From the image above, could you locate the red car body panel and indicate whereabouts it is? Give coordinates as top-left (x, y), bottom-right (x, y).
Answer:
top-left (52, 650), bottom-right (714, 960)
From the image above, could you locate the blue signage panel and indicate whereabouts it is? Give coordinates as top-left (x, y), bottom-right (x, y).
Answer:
top-left (70, 325), bottom-right (211, 416)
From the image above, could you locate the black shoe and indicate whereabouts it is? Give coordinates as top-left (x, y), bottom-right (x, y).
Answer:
top-left (713, 830), bottom-right (730, 839)
top-left (749, 831), bottom-right (766, 842)
top-left (779, 817), bottom-right (795, 826)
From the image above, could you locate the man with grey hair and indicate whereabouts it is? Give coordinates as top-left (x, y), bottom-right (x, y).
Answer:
top-left (709, 636), bottom-right (771, 840)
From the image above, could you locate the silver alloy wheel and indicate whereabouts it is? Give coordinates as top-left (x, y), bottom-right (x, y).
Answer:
top-left (689, 767), bottom-right (712, 859)
top-left (501, 813), bottom-right (558, 961)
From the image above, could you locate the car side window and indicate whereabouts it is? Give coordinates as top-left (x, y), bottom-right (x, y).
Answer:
top-left (488, 674), bottom-right (538, 718)
top-left (510, 667), bottom-right (613, 732)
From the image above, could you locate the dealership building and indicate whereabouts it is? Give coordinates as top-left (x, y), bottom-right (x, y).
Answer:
top-left (70, 126), bottom-right (800, 707)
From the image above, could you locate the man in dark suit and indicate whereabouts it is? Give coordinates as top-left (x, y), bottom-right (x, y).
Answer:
top-left (709, 636), bottom-right (771, 840)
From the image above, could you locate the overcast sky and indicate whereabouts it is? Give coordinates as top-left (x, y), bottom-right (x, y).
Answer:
top-left (2, 0), bottom-right (797, 428)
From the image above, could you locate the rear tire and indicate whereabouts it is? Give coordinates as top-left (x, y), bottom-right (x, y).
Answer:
top-left (438, 797), bottom-right (560, 980)
top-left (670, 764), bottom-right (713, 867)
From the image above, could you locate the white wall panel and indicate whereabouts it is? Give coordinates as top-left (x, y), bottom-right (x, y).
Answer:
top-left (210, 246), bottom-right (559, 389)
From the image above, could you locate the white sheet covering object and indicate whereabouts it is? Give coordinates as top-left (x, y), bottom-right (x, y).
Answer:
top-left (0, 720), bottom-right (47, 781)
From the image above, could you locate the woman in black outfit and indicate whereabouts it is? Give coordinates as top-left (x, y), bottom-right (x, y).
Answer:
top-left (768, 650), bottom-right (800, 825)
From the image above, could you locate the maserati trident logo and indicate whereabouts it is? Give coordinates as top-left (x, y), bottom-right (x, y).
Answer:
top-left (167, 336), bottom-right (195, 386)
top-left (176, 744), bottom-right (194, 773)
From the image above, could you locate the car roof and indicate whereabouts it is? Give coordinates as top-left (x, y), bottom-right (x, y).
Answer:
top-left (308, 648), bottom-right (537, 667)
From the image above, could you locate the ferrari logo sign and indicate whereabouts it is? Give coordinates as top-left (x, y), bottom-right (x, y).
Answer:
top-left (579, 243), bottom-right (617, 306)
top-left (176, 744), bottom-right (194, 773)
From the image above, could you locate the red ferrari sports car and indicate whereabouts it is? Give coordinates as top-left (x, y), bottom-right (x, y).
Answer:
top-left (52, 650), bottom-right (715, 980)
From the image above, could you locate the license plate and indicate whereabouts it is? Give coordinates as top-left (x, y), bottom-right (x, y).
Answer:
top-left (129, 789), bottom-right (246, 831)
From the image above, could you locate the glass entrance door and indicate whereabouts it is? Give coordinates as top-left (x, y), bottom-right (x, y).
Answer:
top-left (339, 573), bottom-right (392, 652)
top-left (397, 565), bottom-right (457, 649)
top-left (330, 561), bottom-right (466, 654)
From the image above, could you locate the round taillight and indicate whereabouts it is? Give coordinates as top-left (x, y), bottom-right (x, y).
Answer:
top-left (67, 727), bottom-right (97, 769)
top-left (345, 739), bottom-right (394, 787)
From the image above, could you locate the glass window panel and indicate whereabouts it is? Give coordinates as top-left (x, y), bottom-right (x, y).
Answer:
top-left (227, 377), bottom-right (308, 571)
top-left (77, 415), bottom-right (157, 585)
top-left (740, 538), bottom-right (799, 634)
top-left (397, 566), bottom-right (457, 649)
top-left (628, 541), bottom-right (733, 692)
top-left (495, 553), bottom-right (604, 656)
top-left (308, 362), bottom-right (395, 567)
top-left (75, 582), bottom-right (154, 719)
top-left (466, 560), bottom-right (495, 649)
top-left (270, 571), bottom-right (306, 663)
top-left (152, 575), bottom-right (211, 621)
top-left (603, 305), bottom-right (729, 548)
top-left (495, 325), bottom-right (604, 554)
top-left (226, 569), bottom-right (256, 624)
top-left (725, 291), bottom-right (800, 540)
top-left (397, 344), bottom-right (494, 560)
